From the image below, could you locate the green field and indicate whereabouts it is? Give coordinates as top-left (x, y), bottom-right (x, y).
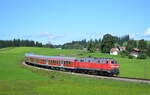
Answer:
top-left (0, 47), bottom-right (150, 95)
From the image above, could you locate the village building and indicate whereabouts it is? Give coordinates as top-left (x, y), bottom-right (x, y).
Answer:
top-left (130, 48), bottom-right (140, 57)
top-left (110, 47), bottom-right (126, 55)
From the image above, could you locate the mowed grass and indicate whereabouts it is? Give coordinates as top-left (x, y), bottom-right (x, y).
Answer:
top-left (0, 47), bottom-right (150, 95)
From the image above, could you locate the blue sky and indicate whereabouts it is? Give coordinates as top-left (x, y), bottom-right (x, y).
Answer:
top-left (0, 0), bottom-right (150, 44)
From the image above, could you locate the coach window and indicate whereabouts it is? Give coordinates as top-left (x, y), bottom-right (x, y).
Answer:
top-left (65, 61), bottom-right (67, 65)
top-left (64, 61), bottom-right (66, 65)
top-left (36, 59), bottom-right (38, 62)
top-left (65, 61), bottom-right (68, 65)
top-left (88, 60), bottom-right (91, 63)
top-left (68, 61), bottom-right (70, 64)
top-left (69, 61), bottom-right (71, 64)
top-left (61, 61), bottom-right (63, 64)
top-left (69, 61), bottom-right (72, 65)
top-left (66, 61), bottom-right (68, 64)
top-left (63, 61), bottom-right (65, 64)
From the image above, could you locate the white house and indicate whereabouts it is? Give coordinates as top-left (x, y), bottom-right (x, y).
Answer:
top-left (110, 48), bottom-right (119, 55)
top-left (110, 47), bottom-right (126, 55)
top-left (130, 48), bottom-right (140, 57)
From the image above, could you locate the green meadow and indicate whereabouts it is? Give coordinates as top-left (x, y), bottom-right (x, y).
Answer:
top-left (0, 47), bottom-right (150, 95)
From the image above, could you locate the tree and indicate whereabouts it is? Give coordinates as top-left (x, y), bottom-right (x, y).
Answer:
top-left (128, 54), bottom-right (134, 59)
top-left (0, 39), bottom-right (43, 48)
top-left (44, 42), bottom-right (54, 48)
top-left (87, 40), bottom-right (95, 53)
top-left (137, 52), bottom-right (147, 59)
top-left (146, 44), bottom-right (150, 56)
top-left (119, 50), bottom-right (129, 57)
top-left (101, 34), bottom-right (115, 53)
top-left (126, 40), bottom-right (135, 52)
top-left (138, 39), bottom-right (147, 50)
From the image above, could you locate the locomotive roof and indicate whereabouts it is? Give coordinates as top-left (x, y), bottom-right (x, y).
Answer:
top-left (25, 53), bottom-right (115, 61)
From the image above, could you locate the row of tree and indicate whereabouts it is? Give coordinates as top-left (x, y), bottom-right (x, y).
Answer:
top-left (1, 34), bottom-right (150, 58)
top-left (0, 39), bottom-right (43, 48)
top-left (62, 39), bottom-right (101, 50)
top-left (62, 34), bottom-right (130, 53)
top-left (61, 34), bottom-right (150, 57)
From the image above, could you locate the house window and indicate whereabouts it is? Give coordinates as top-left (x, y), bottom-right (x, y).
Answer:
top-left (98, 60), bottom-right (100, 63)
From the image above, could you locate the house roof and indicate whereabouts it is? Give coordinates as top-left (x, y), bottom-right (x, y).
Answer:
top-left (119, 46), bottom-right (126, 49)
top-left (110, 48), bottom-right (119, 52)
top-left (132, 48), bottom-right (140, 52)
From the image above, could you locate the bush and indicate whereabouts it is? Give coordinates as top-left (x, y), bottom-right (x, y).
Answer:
top-left (120, 50), bottom-right (129, 57)
top-left (128, 54), bottom-right (134, 59)
top-left (137, 53), bottom-right (147, 59)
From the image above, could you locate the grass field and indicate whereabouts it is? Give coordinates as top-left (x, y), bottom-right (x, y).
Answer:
top-left (0, 47), bottom-right (150, 95)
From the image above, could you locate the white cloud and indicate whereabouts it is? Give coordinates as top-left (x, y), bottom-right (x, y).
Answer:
top-left (144, 28), bottom-right (150, 36)
top-left (31, 32), bottom-right (54, 39)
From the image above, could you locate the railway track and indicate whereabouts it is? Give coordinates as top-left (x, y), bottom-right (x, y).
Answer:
top-left (22, 62), bottom-right (150, 84)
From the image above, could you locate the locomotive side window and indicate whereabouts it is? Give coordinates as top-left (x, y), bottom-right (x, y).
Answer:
top-left (111, 61), bottom-right (117, 64)
top-left (80, 60), bottom-right (84, 62)
top-left (106, 61), bottom-right (109, 64)
top-left (111, 61), bottom-right (114, 64)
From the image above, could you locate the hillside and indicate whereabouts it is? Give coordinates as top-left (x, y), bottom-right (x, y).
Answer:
top-left (0, 47), bottom-right (150, 95)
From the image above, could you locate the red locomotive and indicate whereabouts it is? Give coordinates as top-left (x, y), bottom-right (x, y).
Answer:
top-left (25, 53), bottom-right (120, 76)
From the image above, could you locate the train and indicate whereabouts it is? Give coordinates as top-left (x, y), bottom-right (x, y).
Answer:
top-left (25, 53), bottom-right (120, 76)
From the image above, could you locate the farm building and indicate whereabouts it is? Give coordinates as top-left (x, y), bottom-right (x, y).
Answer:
top-left (130, 48), bottom-right (140, 57)
top-left (110, 47), bottom-right (126, 55)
